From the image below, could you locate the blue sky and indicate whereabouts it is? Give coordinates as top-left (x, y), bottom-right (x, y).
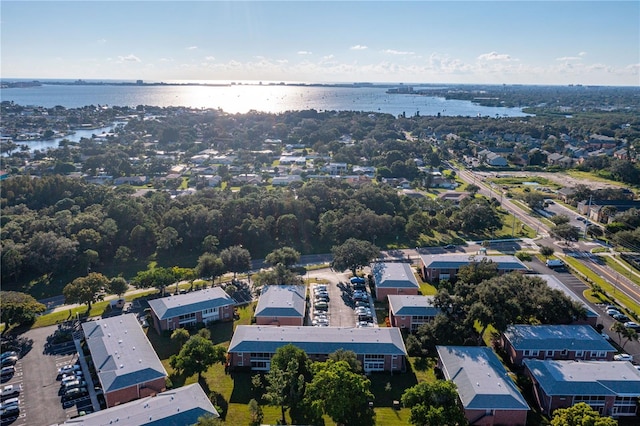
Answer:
top-left (2, 1), bottom-right (638, 86)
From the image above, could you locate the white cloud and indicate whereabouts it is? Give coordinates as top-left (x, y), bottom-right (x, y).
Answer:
top-left (297, 51), bottom-right (312, 55)
top-left (204, 56), bottom-right (215, 61)
top-left (556, 56), bottom-right (582, 61)
top-left (159, 57), bottom-right (173, 62)
top-left (477, 51), bottom-right (512, 61)
top-left (382, 49), bottom-right (415, 56)
top-left (579, 52), bottom-right (587, 57)
top-left (118, 54), bottom-right (141, 62)
top-left (96, 38), bottom-right (107, 44)
top-left (350, 45), bottom-right (368, 50)
top-left (187, 46), bottom-right (198, 50)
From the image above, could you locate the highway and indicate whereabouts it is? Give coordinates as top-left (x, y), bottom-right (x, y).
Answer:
top-left (454, 164), bottom-right (640, 314)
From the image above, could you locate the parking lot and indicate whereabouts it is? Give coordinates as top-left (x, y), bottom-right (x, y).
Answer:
top-left (307, 268), bottom-right (377, 328)
top-left (1, 324), bottom-right (94, 426)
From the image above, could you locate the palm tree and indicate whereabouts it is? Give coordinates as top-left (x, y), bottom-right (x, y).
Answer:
top-left (611, 321), bottom-right (638, 350)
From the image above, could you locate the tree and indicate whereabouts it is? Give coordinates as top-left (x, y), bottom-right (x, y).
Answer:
top-left (265, 247), bottom-right (301, 268)
top-left (304, 360), bottom-right (375, 426)
top-left (0, 291), bottom-right (46, 331)
top-left (248, 399), bottom-right (264, 426)
top-left (131, 267), bottom-right (176, 296)
top-left (539, 245), bottom-right (555, 258)
top-left (196, 253), bottom-right (226, 282)
top-left (331, 238), bottom-right (380, 276)
top-left (522, 191), bottom-right (546, 210)
top-left (327, 349), bottom-right (362, 373)
top-left (401, 380), bottom-right (466, 426)
top-left (220, 245), bottom-right (252, 277)
top-left (202, 235), bottom-right (219, 253)
top-left (465, 183), bottom-right (480, 195)
top-left (456, 257), bottom-right (499, 285)
top-left (549, 214), bottom-right (571, 225)
top-left (108, 276), bottom-right (129, 296)
top-left (63, 272), bottom-right (109, 311)
top-left (610, 321), bottom-right (638, 350)
top-left (550, 402), bottom-right (618, 426)
top-left (264, 344), bottom-right (312, 423)
top-left (195, 414), bottom-right (222, 426)
top-left (169, 335), bottom-right (226, 380)
top-left (551, 223), bottom-right (581, 242)
top-left (170, 328), bottom-right (191, 349)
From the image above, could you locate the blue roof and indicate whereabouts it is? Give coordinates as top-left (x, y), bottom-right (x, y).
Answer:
top-left (420, 254), bottom-right (528, 271)
top-left (537, 275), bottom-right (599, 318)
top-left (62, 383), bottom-right (218, 425)
top-left (437, 346), bottom-right (529, 411)
top-left (524, 359), bottom-right (640, 396)
top-left (254, 285), bottom-right (306, 318)
top-left (148, 287), bottom-right (235, 320)
top-left (388, 295), bottom-right (440, 317)
top-left (350, 277), bottom-right (365, 284)
top-left (504, 325), bottom-right (615, 352)
top-left (229, 325), bottom-right (407, 356)
top-left (82, 314), bottom-right (166, 393)
top-left (371, 262), bottom-right (419, 289)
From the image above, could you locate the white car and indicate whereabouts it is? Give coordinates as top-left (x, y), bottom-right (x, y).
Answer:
top-left (614, 354), bottom-right (634, 362)
top-left (58, 364), bottom-right (81, 375)
top-left (601, 333), bottom-right (612, 341)
top-left (0, 385), bottom-right (21, 399)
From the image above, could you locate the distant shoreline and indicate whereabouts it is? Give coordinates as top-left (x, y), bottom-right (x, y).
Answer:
top-left (1, 80), bottom-right (401, 89)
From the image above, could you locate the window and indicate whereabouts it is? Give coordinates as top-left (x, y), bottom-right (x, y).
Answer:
top-left (575, 350), bottom-right (584, 358)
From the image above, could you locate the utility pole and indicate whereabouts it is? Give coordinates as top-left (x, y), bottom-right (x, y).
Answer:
top-left (583, 195), bottom-right (592, 240)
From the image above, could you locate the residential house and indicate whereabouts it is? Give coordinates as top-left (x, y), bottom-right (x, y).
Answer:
top-left (371, 262), bottom-right (420, 302)
top-left (387, 295), bottom-right (440, 331)
top-left (478, 149), bottom-right (508, 167)
top-left (81, 314), bottom-right (167, 408)
top-left (254, 285), bottom-right (306, 326)
top-left (524, 359), bottom-right (640, 418)
top-left (547, 153), bottom-right (574, 168)
top-left (419, 254), bottom-right (528, 283)
top-left (437, 346), bottom-right (530, 425)
top-left (327, 162), bottom-right (348, 175)
top-left (556, 187), bottom-right (576, 203)
top-left (271, 175), bottom-right (302, 186)
top-left (113, 176), bottom-right (148, 186)
top-left (437, 191), bottom-right (470, 205)
top-left (147, 287), bottom-right (235, 331)
top-left (587, 134), bottom-right (618, 149)
top-left (61, 383), bottom-right (218, 425)
top-left (228, 325), bottom-right (407, 373)
top-left (537, 275), bottom-right (599, 327)
top-left (501, 325), bottom-right (615, 366)
top-left (577, 199), bottom-right (640, 223)
top-left (278, 155), bottom-right (307, 165)
top-left (232, 173), bottom-right (261, 185)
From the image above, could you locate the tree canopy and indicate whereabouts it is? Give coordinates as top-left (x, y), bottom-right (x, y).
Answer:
top-left (220, 245), bottom-right (252, 277)
top-left (304, 360), bottom-right (375, 426)
top-left (550, 402), bottom-right (618, 426)
top-left (62, 272), bottom-right (109, 311)
top-left (0, 291), bottom-right (46, 330)
top-left (330, 238), bottom-right (380, 276)
top-left (401, 380), bottom-right (466, 426)
top-left (169, 335), bottom-right (226, 380)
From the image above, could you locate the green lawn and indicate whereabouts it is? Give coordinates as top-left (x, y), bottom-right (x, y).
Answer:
top-left (602, 255), bottom-right (640, 287)
top-left (561, 255), bottom-right (640, 317)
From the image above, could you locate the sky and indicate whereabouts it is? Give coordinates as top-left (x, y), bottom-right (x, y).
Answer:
top-left (1, 1), bottom-right (639, 86)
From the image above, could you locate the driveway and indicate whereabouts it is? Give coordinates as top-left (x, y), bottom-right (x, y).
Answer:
top-left (308, 268), bottom-right (369, 327)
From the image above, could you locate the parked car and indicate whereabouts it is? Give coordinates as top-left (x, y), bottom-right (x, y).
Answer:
top-left (62, 386), bottom-right (88, 401)
top-left (312, 318), bottom-right (329, 326)
top-left (0, 357), bottom-right (18, 367)
top-left (444, 244), bottom-right (455, 249)
top-left (0, 404), bottom-right (19, 419)
top-left (0, 352), bottom-right (18, 361)
top-left (601, 333), bottom-right (612, 341)
top-left (58, 364), bottom-right (81, 375)
top-left (314, 301), bottom-right (328, 310)
top-left (314, 295), bottom-right (329, 302)
top-left (624, 321), bottom-right (640, 331)
top-left (614, 313), bottom-right (631, 322)
top-left (614, 354), bottom-right (634, 362)
top-left (607, 309), bottom-right (622, 317)
top-left (0, 366), bottom-right (15, 377)
top-left (0, 397), bottom-right (19, 410)
top-left (350, 277), bottom-right (365, 284)
top-left (64, 380), bottom-right (87, 391)
top-left (61, 375), bottom-right (81, 386)
top-left (0, 385), bottom-right (20, 400)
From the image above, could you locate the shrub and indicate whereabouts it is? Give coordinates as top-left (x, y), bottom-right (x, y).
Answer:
top-left (515, 251), bottom-right (532, 261)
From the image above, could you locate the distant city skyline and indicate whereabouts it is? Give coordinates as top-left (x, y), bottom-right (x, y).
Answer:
top-left (2, 1), bottom-right (639, 86)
